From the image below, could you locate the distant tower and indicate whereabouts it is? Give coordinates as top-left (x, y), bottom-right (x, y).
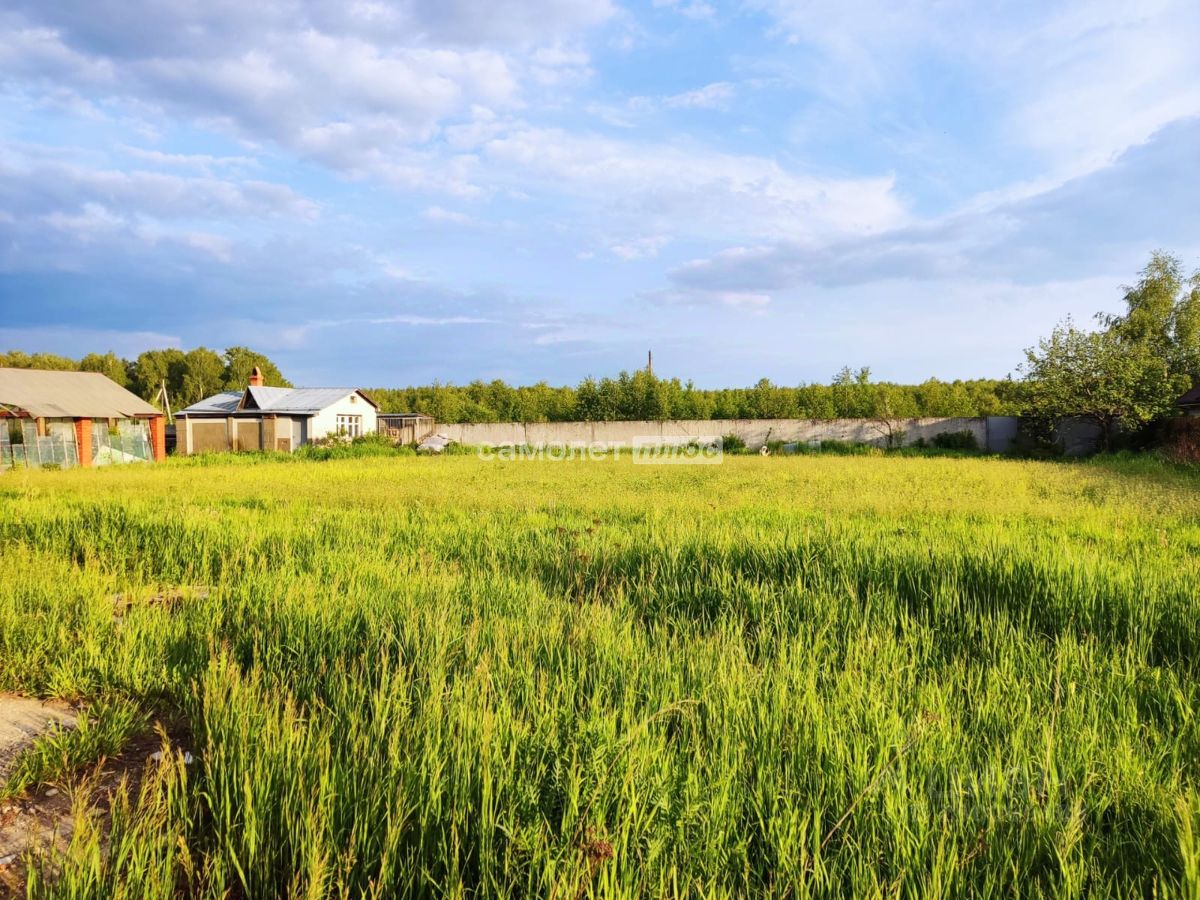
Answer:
top-left (647, 350), bottom-right (653, 376)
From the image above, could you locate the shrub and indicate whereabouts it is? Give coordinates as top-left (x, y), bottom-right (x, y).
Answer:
top-left (721, 434), bottom-right (747, 453)
top-left (295, 431), bottom-right (415, 461)
top-left (1163, 416), bottom-right (1200, 463)
top-left (819, 440), bottom-right (880, 456)
top-left (931, 430), bottom-right (980, 452)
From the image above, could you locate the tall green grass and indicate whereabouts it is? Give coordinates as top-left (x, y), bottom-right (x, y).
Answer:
top-left (1, 454), bottom-right (1198, 897)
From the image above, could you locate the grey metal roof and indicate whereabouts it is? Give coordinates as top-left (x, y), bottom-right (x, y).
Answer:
top-left (177, 391), bottom-right (243, 415)
top-left (178, 386), bottom-right (377, 417)
top-left (244, 386), bottom-right (293, 409)
top-left (0, 367), bottom-right (161, 419)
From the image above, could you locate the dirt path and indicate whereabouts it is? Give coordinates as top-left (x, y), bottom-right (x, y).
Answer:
top-left (0, 697), bottom-right (191, 897)
top-left (0, 696), bottom-right (78, 786)
top-left (0, 696), bottom-right (79, 893)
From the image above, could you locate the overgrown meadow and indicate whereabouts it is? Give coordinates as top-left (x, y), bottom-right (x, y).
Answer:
top-left (1, 453), bottom-right (1199, 898)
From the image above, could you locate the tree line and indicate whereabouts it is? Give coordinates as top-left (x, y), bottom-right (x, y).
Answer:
top-left (4, 253), bottom-right (1195, 433)
top-left (0, 346), bottom-right (291, 408)
top-left (0, 344), bottom-right (1020, 420)
top-left (367, 373), bottom-right (1023, 423)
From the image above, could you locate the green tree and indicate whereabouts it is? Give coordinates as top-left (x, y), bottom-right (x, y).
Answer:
top-left (79, 352), bottom-right (131, 387)
top-left (0, 351), bottom-right (76, 370)
top-left (222, 347), bottom-right (292, 390)
top-left (1020, 320), bottom-right (1180, 450)
top-left (830, 367), bottom-right (875, 417)
top-left (1102, 251), bottom-right (1200, 388)
top-left (131, 348), bottom-right (187, 405)
top-left (180, 347), bottom-right (226, 404)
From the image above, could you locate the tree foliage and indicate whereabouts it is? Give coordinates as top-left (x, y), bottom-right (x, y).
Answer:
top-left (1021, 252), bottom-right (1198, 448)
top-left (78, 352), bottom-right (131, 387)
top-left (1021, 322), bottom-right (1174, 448)
top-left (222, 346), bottom-right (292, 391)
top-left (1102, 251), bottom-right (1200, 387)
top-left (368, 372), bottom-right (1022, 422)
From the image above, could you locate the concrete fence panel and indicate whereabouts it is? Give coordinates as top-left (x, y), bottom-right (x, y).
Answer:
top-left (438, 417), bottom-right (1000, 451)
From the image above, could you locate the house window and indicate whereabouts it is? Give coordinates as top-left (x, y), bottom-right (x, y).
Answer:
top-left (336, 414), bottom-right (362, 437)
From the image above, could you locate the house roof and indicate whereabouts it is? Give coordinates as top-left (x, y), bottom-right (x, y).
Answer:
top-left (178, 386), bottom-right (378, 417)
top-left (177, 391), bottom-right (243, 415)
top-left (1179, 385), bottom-right (1200, 407)
top-left (0, 367), bottom-right (161, 419)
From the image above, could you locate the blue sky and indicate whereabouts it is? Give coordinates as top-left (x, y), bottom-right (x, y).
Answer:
top-left (1, 0), bottom-right (1198, 387)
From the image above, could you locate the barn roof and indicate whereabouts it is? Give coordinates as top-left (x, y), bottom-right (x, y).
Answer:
top-left (1179, 385), bottom-right (1200, 408)
top-left (0, 368), bottom-right (161, 419)
top-left (178, 386), bottom-right (378, 417)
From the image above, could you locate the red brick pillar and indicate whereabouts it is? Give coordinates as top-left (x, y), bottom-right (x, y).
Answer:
top-left (74, 418), bottom-right (92, 468)
top-left (149, 415), bottom-right (167, 462)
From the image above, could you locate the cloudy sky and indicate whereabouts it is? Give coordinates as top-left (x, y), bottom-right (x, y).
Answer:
top-left (1, 0), bottom-right (1198, 386)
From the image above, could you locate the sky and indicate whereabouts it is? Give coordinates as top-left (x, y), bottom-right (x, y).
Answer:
top-left (0, 0), bottom-right (1198, 388)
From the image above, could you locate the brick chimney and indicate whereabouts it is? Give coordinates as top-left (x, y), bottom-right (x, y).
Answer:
top-left (249, 366), bottom-right (264, 387)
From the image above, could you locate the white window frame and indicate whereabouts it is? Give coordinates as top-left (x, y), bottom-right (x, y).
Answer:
top-left (336, 414), bottom-right (362, 437)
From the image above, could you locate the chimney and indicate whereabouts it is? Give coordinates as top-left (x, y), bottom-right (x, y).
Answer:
top-left (249, 366), bottom-right (264, 387)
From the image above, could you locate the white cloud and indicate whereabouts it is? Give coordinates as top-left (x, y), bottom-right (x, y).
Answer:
top-left (662, 82), bottom-right (734, 110)
top-left (0, 326), bottom-right (181, 359)
top-left (476, 124), bottom-right (904, 239)
top-left (0, 145), bottom-right (323, 275)
top-left (422, 205), bottom-right (475, 225)
top-left (609, 235), bottom-right (671, 260)
top-left (175, 231), bottom-right (235, 262)
top-left (717, 291), bottom-right (770, 310)
top-left (1, 0), bottom-right (616, 55)
top-left (0, 156), bottom-right (319, 222)
top-left (1001, 0), bottom-right (1200, 175)
top-left (40, 202), bottom-right (125, 240)
top-left (277, 313), bottom-right (497, 349)
top-left (643, 287), bottom-right (771, 311)
top-left (122, 147), bottom-right (260, 173)
top-left (749, 0), bottom-right (1200, 181)
top-left (652, 0), bottom-right (716, 21)
top-left (525, 43), bottom-right (594, 85)
top-left (627, 81), bottom-right (736, 113)
top-left (666, 119), bottom-right (1200, 295)
top-left (0, 0), bottom-right (612, 187)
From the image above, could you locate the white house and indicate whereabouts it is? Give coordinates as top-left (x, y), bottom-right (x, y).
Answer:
top-left (176, 367), bottom-right (379, 454)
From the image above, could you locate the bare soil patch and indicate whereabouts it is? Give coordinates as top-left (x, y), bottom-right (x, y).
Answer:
top-left (0, 697), bottom-right (184, 897)
top-left (0, 696), bottom-right (77, 787)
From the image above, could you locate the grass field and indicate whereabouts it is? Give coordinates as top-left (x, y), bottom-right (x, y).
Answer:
top-left (1, 453), bottom-right (1199, 898)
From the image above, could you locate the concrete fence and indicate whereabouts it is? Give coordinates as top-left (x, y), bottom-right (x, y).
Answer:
top-left (437, 416), bottom-right (1027, 454)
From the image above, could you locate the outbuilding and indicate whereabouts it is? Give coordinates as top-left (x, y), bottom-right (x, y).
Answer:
top-left (1179, 385), bottom-right (1200, 417)
top-left (377, 412), bottom-right (436, 445)
top-left (176, 367), bottom-right (379, 454)
top-left (0, 367), bottom-right (166, 469)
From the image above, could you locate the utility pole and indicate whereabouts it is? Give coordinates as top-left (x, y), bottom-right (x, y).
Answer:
top-left (647, 350), bottom-right (653, 376)
top-left (156, 380), bottom-right (174, 424)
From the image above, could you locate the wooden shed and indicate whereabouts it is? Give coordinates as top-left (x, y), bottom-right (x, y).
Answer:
top-left (377, 413), bottom-right (436, 445)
